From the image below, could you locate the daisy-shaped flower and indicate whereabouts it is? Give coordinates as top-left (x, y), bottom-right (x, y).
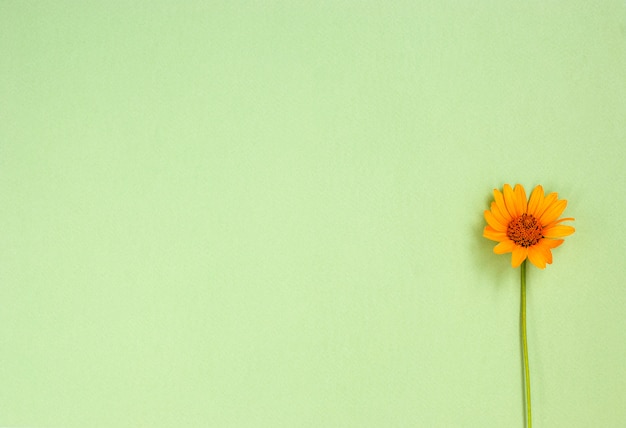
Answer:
top-left (483, 184), bottom-right (575, 269)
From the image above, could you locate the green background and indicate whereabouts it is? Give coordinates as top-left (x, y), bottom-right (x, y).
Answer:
top-left (2, 1), bottom-right (625, 426)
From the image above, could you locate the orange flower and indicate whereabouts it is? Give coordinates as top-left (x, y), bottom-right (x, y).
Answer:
top-left (483, 184), bottom-right (575, 269)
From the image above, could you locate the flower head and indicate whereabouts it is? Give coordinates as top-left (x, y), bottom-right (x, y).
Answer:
top-left (483, 184), bottom-right (575, 269)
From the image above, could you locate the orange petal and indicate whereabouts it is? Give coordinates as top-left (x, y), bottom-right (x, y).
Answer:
top-left (490, 202), bottom-right (509, 226)
top-left (534, 192), bottom-right (558, 220)
top-left (527, 245), bottom-right (547, 269)
top-left (527, 185), bottom-right (544, 217)
top-left (503, 184), bottom-right (519, 218)
top-left (511, 246), bottom-right (528, 268)
top-left (540, 239), bottom-right (564, 249)
top-left (543, 225), bottom-right (575, 238)
top-left (484, 210), bottom-right (507, 231)
top-left (544, 217), bottom-right (575, 229)
top-left (514, 184), bottom-right (528, 214)
top-left (483, 226), bottom-right (508, 242)
top-left (493, 240), bottom-right (516, 254)
top-left (493, 188), bottom-right (512, 222)
top-left (539, 199), bottom-right (567, 225)
top-left (536, 241), bottom-right (554, 264)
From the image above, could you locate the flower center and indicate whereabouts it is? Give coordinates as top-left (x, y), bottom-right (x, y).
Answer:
top-left (507, 213), bottom-right (543, 247)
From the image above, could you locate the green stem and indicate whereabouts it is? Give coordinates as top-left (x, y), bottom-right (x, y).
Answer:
top-left (521, 260), bottom-right (532, 428)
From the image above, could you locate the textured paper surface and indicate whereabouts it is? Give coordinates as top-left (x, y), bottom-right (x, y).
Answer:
top-left (2, 2), bottom-right (625, 426)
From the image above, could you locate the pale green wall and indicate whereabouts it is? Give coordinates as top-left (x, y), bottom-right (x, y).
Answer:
top-left (2, 2), bottom-right (625, 427)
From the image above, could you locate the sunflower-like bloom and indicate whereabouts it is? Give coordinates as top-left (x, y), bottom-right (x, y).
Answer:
top-left (483, 184), bottom-right (575, 269)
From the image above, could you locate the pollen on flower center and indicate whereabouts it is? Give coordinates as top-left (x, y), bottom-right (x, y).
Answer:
top-left (507, 213), bottom-right (543, 247)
